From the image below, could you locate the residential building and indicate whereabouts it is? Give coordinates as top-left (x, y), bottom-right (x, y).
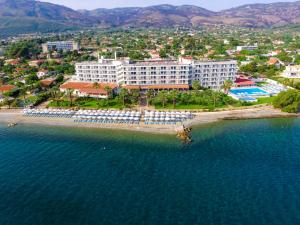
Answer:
top-left (37, 69), bottom-right (50, 78)
top-left (236, 45), bottom-right (258, 51)
top-left (60, 82), bottom-right (118, 99)
top-left (42, 41), bottom-right (80, 53)
top-left (282, 65), bottom-right (300, 78)
top-left (74, 57), bottom-right (237, 90)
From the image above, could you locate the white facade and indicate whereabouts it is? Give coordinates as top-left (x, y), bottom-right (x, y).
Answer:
top-left (75, 57), bottom-right (237, 90)
top-left (42, 41), bottom-right (80, 53)
top-left (236, 45), bottom-right (258, 51)
top-left (282, 65), bottom-right (300, 78)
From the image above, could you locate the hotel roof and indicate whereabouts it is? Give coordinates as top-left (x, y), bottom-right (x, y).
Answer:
top-left (123, 84), bottom-right (189, 90)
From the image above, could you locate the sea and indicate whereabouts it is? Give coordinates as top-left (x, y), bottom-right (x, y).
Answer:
top-left (0, 118), bottom-right (299, 225)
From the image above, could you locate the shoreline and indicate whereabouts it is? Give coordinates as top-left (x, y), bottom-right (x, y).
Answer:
top-left (0, 106), bottom-right (298, 135)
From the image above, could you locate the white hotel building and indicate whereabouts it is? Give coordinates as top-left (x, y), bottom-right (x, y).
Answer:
top-left (42, 41), bottom-right (80, 53)
top-left (74, 57), bottom-right (237, 90)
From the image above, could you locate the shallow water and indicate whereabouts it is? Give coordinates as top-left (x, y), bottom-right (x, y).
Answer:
top-left (0, 118), bottom-right (299, 225)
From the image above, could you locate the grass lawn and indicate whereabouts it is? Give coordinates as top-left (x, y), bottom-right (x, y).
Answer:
top-left (255, 96), bottom-right (276, 105)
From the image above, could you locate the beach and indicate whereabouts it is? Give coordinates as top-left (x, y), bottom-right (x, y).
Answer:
top-left (0, 105), bottom-right (298, 134)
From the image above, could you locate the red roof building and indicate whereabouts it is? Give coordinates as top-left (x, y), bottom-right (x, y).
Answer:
top-left (0, 85), bottom-right (16, 93)
top-left (235, 78), bottom-right (256, 87)
top-left (60, 82), bottom-right (118, 98)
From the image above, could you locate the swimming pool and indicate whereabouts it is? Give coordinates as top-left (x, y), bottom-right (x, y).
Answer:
top-left (230, 88), bottom-right (269, 96)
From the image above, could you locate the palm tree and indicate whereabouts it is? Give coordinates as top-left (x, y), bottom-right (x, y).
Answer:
top-left (131, 89), bottom-right (141, 105)
top-left (222, 80), bottom-right (233, 94)
top-left (282, 78), bottom-right (293, 87)
top-left (93, 82), bottom-right (100, 100)
top-left (50, 87), bottom-right (60, 106)
top-left (119, 88), bottom-right (129, 107)
top-left (169, 90), bottom-right (179, 109)
top-left (157, 91), bottom-right (168, 108)
top-left (66, 88), bottom-right (74, 107)
top-left (104, 86), bottom-right (112, 99)
top-left (211, 91), bottom-right (220, 108)
top-left (146, 89), bottom-right (154, 107)
top-left (19, 88), bottom-right (27, 108)
top-left (192, 80), bottom-right (201, 91)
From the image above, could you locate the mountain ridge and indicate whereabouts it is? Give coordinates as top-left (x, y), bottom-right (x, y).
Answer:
top-left (1, 0), bottom-right (300, 36)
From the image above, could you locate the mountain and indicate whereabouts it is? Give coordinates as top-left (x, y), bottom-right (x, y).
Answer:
top-left (80, 4), bottom-right (216, 28)
top-left (83, 2), bottom-right (300, 28)
top-left (219, 1), bottom-right (300, 27)
top-left (1, 0), bottom-right (300, 36)
top-left (0, 0), bottom-right (97, 36)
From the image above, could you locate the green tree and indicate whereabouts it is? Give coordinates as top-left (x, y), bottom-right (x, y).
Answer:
top-left (273, 89), bottom-right (300, 113)
top-left (146, 89), bottom-right (154, 107)
top-left (169, 90), bottom-right (179, 109)
top-left (66, 88), bottom-right (74, 107)
top-left (157, 91), bottom-right (168, 108)
top-left (192, 80), bottom-right (201, 91)
top-left (119, 88), bottom-right (129, 107)
top-left (104, 86), bottom-right (113, 99)
top-left (222, 80), bottom-right (233, 94)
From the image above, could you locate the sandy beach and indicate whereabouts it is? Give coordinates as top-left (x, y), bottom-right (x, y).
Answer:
top-left (0, 106), bottom-right (298, 135)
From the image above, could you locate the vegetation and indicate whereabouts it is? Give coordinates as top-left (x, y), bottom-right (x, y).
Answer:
top-left (273, 90), bottom-right (300, 113)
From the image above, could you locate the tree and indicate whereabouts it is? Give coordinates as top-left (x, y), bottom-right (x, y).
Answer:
top-left (19, 88), bottom-right (27, 107)
top-left (25, 74), bottom-right (39, 85)
top-left (273, 89), bottom-right (300, 113)
top-left (222, 80), bottom-right (233, 94)
top-left (66, 89), bottom-right (74, 107)
top-left (3, 97), bottom-right (13, 109)
top-left (192, 80), bottom-right (201, 91)
top-left (157, 91), bottom-right (168, 108)
top-left (130, 89), bottom-right (141, 105)
top-left (104, 86), bottom-right (113, 99)
top-left (146, 89), bottom-right (154, 107)
top-left (50, 87), bottom-right (60, 106)
top-left (119, 88), bottom-right (129, 106)
top-left (93, 82), bottom-right (100, 100)
top-left (169, 90), bottom-right (179, 109)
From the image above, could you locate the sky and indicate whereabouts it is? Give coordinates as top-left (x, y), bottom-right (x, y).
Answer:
top-left (39, 0), bottom-right (295, 11)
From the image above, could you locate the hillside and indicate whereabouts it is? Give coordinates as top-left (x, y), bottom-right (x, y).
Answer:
top-left (1, 0), bottom-right (300, 36)
top-left (80, 5), bottom-right (216, 28)
top-left (0, 0), bottom-right (97, 36)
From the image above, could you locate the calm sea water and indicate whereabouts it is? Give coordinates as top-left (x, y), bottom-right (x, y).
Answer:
top-left (0, 118), bottom-right (300, 225)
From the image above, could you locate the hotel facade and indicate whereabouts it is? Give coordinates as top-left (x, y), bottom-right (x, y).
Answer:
top-left (74, 57), bottom-right (237, 91)
top-left (42, 41), bottom-right (80, 53)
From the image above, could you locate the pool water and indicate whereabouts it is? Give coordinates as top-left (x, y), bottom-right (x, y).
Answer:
top-left (230, 88), bottom-right (269, 96)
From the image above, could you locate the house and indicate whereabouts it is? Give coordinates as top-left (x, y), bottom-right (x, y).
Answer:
top-left (282, 65), bottom-right (300, 78)
top-left (40, 78), bottom-right (56, 88)
top-left (235, 76), bottom-right (256, 87)
top-left (148, 50), bottom-right (160, 59)
top-left (4, 59), bottom-right (20, 66)
top-left (28, 60), bottom-right (45, 67)
top-left (60, 82), bottom-right (118, 99)
top-left (236, 45), bottom-right (258, 52)
top-left (37, 69), bottom-right (50, 78)
top-left (0, 85), bottom-right (16, 94)
top-left (267, 57), bottom-right (281, 68)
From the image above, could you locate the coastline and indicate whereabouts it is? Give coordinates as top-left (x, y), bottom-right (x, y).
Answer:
top-left (0, 106), bottom-right (298, 135)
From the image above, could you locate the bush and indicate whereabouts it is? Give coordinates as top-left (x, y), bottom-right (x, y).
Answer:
top-left (273, 89), bottom-right (300, 113)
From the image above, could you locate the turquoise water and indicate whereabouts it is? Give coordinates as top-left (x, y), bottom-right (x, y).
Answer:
top-left (230, 88), bottom-right (269, 96)
top-left (0, 119), bottom-right (300, 225)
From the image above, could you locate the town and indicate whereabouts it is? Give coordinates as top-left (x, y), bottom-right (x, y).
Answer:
top-left (0, 26), bottom-right (299, 113)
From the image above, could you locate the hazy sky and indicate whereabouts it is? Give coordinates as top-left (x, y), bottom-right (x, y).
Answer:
top-left (40, 0), bottom-right (295, 11)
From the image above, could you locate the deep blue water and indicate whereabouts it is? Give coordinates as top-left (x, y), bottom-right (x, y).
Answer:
top-left (0, 118), bottom-right (300, 225)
